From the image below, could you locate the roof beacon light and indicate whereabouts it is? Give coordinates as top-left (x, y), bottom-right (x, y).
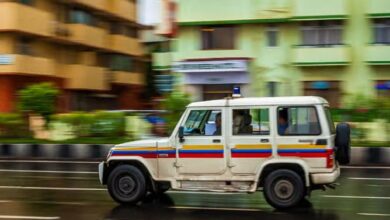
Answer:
top-left (232, 86), bottom-right (241, 98)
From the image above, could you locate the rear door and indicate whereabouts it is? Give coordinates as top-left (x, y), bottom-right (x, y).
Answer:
top-left (228, 106), bottom-right (274, 174)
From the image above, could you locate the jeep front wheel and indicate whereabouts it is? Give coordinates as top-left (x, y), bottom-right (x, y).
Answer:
top-left (263, 169), bottom-right (305, 210)
top-left (107, 165), bottom-right (146, 204)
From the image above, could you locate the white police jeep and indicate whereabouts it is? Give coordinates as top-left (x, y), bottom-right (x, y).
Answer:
top-left (99, 96), bottom-right (350, 209)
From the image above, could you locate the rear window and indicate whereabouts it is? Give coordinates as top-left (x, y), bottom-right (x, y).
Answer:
top-left (277, 106), bottom-right (321, 136)
top-left (325, 107), bottom-right (336, 134)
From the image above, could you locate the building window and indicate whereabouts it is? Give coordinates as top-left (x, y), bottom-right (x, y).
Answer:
top-left (201, 26), bottom-right (235, 50)
top-left (16, 37), bottom-right (33, 55)
top-left (373, 19), bottom-right (390, 44)
top-left (110, 55), bottom-right (133, 72)
top-left (303, 81), bottom-right (341, 107)
top-left (266, 26), bottom-right (279, 47)
top-left (19, 0), bottom-right (34, 5)
top-left (301, 21), bottom-right (343, 46)
top-left (267, 82), bottom-right (279, 97)
top-left (69, 9), bottom-right (96, 26)
top-left (110, 24), bottom-right (138, 38)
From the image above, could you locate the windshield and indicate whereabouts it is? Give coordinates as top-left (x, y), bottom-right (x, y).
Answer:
top-left (325, 107), bottom-right (336, 134)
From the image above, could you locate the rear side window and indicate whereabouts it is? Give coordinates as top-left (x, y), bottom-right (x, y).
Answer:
top-left (277, 106), bottom-right (321, 136)
top-left (325, 107), bottom-right (336, 134)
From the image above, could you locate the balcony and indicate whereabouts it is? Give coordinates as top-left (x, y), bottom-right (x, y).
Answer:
top-left (108, 0), bottom-right (137, 22)
top-left (108, 35), bottom-right (143, 56)
top-left (367, 0), bottom-right (390, 18)
top-left (111, 71), bottom-right (144, 85)
top-left (0, 2), bottom-right (52, 36)
top-left (292, 46), bottom-right (351, 66)
top-left (0, 54), bottom-right (55, 76)
top-left (178, 0), bottom-right (291, 25)
top-left (62, 64), bottom-right (109, 91)
top-left (293, 0), bottom-right (347, 20)
top-left (152, 52), bottom-right (172, 70)
top-left (70, 0), bottom-right (108, 11)
top-left (67, 24), bottom-right (107, 48)
top-left (366, 45), bottom-right (390, 65)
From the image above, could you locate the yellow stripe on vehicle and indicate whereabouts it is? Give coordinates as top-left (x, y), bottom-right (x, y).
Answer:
top-left (235, 144), bottom-right (272, 149)
top-left (278, 144), bottom-right (327, 149)
top-left (182, 145), bottom-right (224, 150)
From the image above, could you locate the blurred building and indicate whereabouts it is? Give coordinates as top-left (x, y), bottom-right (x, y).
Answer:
top-left (0, 0), bottom-right (145, 112)
top-left (153, 0), bottom-right (390, 107)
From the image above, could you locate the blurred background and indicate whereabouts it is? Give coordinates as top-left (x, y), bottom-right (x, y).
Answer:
top-left (0, 0), bottom-right (388, 147)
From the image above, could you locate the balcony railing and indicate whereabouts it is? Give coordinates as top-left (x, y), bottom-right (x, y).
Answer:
top-left (108, 0), bottom-right (137, 22)
top-left (0, 54), bottom-right (55, 76)
top-left (66, 24), bottom-right (107, 48)
top-left (366, 44), bottom-right (390, 65)
top-left (0, 2), bottom-right (52, 36)
top-left (62, 64), bottom-right (109, 90)
top-left (111, 71), bottom-right (144, 85)
top-left (292, 45), bottom-right (351, 66)
top-left (108, 35), bottom-right (143, 56)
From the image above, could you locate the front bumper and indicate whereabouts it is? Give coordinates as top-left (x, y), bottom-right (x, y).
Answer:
top-left (310, 165), bottom-right (340, 185)
top-left (98, 162), bottom-right (107, 185)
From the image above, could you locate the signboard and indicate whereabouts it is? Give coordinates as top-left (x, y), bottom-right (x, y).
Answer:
top-left (376, 81), bottom-right (390, 90)
top-left (173, 60), bottom-right (248, 73)
top-left (311, 81), bottom-right (330, 90)
top-left (156, 0), bottom-right (177, 38)
top-left (184, 72), bottom-right (249, 85)
top-left (0, 55), bottom-right (14, 65)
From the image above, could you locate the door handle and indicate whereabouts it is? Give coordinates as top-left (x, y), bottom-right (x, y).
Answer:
top-left (212, 139), bottom-right (221, 143)
top-left (260, 139), bottom-right (269, 143)
top-left (298, 139), bottom-right (314, 143)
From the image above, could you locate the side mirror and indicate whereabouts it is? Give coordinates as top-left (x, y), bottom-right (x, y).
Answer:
top-left (178, 126), bottom-right (185, 143)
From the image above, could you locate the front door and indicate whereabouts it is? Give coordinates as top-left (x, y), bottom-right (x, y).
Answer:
top-left (176, 108), bottom-right (227, 175)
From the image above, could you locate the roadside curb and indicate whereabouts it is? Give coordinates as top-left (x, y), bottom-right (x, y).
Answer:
top-left (0, 144), bottom-right (389, 165)
top-left (0, 144), bottom-right (112, 161)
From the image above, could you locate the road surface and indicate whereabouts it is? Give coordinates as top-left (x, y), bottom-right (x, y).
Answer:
top-left (0, 160), bottom-right (388, 220)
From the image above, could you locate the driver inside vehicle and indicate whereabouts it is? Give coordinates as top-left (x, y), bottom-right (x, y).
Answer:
top-left (213, 112), bottom-right (222, 135)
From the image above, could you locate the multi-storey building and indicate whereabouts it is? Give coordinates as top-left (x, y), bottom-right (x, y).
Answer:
top-left (0, 0), bottom-right (145, 112)
top-left (153, 0), bottom-right (390, 107)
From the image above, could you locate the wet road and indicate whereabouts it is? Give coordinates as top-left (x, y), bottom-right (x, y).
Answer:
top-left (0, 160), bottom-right (388, 220)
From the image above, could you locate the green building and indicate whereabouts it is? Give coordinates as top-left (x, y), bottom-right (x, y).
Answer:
top-left (153, 0), bottom-right (390, 107)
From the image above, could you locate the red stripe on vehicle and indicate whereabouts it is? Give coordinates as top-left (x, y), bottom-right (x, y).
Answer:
top-left (179, 153), bottom-right (223, 158)
top-left (231, 153), bottom-right (272, 158)
top-left (278, 152), bottom-right (327, 157)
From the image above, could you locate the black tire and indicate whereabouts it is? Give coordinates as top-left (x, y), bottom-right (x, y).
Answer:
top-left (263, 169), bottom-right (305, 210)
top-left (335, 123), bottom-right (351, 165)
top-left (107, 165), bottom-right (147, 204)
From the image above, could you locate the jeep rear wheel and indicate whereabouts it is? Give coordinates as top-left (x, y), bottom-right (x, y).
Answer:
top-left (263, 169), bottom-right (305, 210)
top-left (107, 165), bottom-right (146, 204)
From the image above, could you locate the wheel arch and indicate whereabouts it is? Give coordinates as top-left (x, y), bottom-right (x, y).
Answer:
top-left (104, 158), bottom-right (157, 192)
top-left (256, 159), bottom-right (310, 187)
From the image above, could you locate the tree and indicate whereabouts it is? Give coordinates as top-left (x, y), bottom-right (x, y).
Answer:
top-left (18, 83), bottom-right (59, 119)
top-left (161, 92), bottom-right (191, 133)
